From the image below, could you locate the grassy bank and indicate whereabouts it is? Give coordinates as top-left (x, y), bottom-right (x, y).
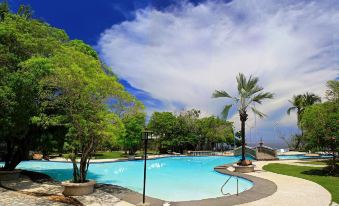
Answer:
top-left (263, 163), bottom-right (339, 203)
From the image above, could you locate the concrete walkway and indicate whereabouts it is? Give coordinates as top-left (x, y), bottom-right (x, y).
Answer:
top-left (236, 160), bottom-right (332, 206)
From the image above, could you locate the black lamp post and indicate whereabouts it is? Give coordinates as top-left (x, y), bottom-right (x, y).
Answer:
top-left (141, 128), bottom-right (153, 205)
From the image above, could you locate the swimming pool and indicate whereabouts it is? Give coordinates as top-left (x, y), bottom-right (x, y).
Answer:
top-left (14, 156), bottom-right (253, 201)
top-left (278, 155), bottom-right (333, 160)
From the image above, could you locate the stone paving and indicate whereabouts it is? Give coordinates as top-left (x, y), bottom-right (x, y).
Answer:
top-left (0, 175), bottom-right (134, 206)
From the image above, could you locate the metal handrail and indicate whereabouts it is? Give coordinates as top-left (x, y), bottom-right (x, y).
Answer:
top-left (221, 175), bottom-right (239, 196)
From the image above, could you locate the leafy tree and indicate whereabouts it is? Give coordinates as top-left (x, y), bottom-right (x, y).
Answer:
top-left (17, 5), bottom-right (32, 19)
top-left (0, 4), bottom-right (139, 185)
top-left (172, 109), bottom-right (201, 153)
top-left (197, 116), bottom-right (234, 150)
top-left (0, 6), bottom-right (68, 170)
top-left (0, 0), bottom-right (9, 21)
top-left (213, 73), bottom-right (274, 164)
top-left (301, 102), bottom-right (338, 174)
top-left (38, 40), bottom-right (134, 183)
top-left (148, 112), bottom-right (177, 153)
top-left (119, 112), bottom-right (146, 155)
top-left (149, 110), bottom-right (234, 153)
top-left (287, 92), bottom-right (321, 149)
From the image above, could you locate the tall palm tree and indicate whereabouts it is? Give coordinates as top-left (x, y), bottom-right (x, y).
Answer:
top-left (287, 92), bottom-right (321, 149)
top-left (287, 94), bottom-right (304, 128)
top-left (325, 80), bottom-right (339, 103)
top-left (213, 73), bottom-right (274, 163)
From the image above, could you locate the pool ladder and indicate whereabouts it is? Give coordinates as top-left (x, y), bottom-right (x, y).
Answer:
top-left (221, 175), bottom-right (239, 196)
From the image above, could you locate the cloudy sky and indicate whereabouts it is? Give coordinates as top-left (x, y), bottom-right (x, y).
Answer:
top-left (9, 0), bottom-right (339, 147)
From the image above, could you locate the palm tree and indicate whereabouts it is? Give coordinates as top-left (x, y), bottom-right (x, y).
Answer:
top-left (287, 92), bottom-right (321, 149)
top-left (213, 73), bottom-right (274, 163)
top-left (325, 80), bottom-right (339, 103)
top-left (287, 94), bottom-right (304, 128)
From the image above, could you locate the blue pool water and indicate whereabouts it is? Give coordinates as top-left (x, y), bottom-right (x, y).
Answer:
top-left (278, 155), bottom-right (333, 160)
top-left (13, 156), bottom-right (253, 201)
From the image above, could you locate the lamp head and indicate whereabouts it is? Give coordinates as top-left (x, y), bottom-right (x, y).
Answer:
top-left (142, 128), bottom-right (153, 140)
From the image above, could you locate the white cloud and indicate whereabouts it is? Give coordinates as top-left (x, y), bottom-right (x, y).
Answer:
top-left (97, 0), bottom-right (339, 145)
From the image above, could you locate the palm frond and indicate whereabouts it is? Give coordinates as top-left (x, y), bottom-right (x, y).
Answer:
top-left (221, 104), bottom-right (232, 119)
top-left (236, 73), bottom-right (246, 94)
top-left (287, 106), bottom-right (296, 115)
top-left (252, 92), bottom-right (274, 104)
top-left (248, 85), bottom-right (263, 96)
top-left (302, 92), bottom-right (321, 106)
top-left (212, 90), bottom-right (232, 98)
top-left (246, 75), bottom-right (259, 91)
top-left (251, 107), bottom-right (266, 119)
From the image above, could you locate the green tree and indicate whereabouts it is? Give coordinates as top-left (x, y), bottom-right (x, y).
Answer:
top-left (213, 73), bottom-right (274, 164)
top-left (197, 116), bottom-right (234, 150)
top-left (0, 4), bottom-right (138, 184)
top-left (39, 40), bottom-right (134, 183)
top-left (301, 102), bottom-right (338, 173)
top-left (148, 112), bottom-right (177, 153)
top-left (287, 92), bottom-right (321, 149)
top-left (149, 110), bottom-right (235, 153)
top-left (119, 112), bottom-right (146, 155)
top-left (172, 109), bottom-right (201, 153)
top-left (0, 0), bottom-right (9, 21)
top-left (0, 5), bottom-right (68, 170)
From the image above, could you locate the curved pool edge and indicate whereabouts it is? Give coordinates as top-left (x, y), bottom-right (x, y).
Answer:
top-left (169, 164), bottom-right (277, 206)
top-left (100, 163), bottom-right (277, 206)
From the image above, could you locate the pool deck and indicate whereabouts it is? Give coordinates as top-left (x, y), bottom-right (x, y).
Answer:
top-left (0, 159), bottom-right (333, 206)
top-left (235, 160), bottom-right (332, 206)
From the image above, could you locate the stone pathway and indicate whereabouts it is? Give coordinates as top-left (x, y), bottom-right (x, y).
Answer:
top-left (0, 175), bottom-right (134, 206)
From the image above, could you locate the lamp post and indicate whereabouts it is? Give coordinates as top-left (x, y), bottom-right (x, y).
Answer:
top-left (139, 128), bottom-right (153, 206)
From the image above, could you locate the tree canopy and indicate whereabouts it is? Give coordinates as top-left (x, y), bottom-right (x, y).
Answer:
top-left (0, 6), bottom-right (69, 169)
top-left (0, 3), bottom-right (142, 180)
top-left (148, 109), bottom-right (234, 153)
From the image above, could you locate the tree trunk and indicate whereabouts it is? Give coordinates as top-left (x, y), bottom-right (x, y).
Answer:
top-left (71, 159), bottom-right (79, 183)
top-left (295, 131), bottom-right (303, 150)
top-left (330, 137), bottom-right (337, 172)
top-left (3, 139), bottom-right (28, 171)
top-left (239, 111), bottom-right (248, 162)
top-left (79, 157), bottom-right (88, 182)
top-left (295, 109), bottom-right (303, 150)
top-left (4, 140), bottom-right (13, 170)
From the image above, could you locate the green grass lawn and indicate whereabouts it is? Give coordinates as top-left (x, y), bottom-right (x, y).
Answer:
top-left (93, 151), bottom-right (126, 159)
top-left (263, 163), bottom-right (339, 203)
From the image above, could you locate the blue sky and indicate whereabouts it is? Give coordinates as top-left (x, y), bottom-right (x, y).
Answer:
top-left (6, 0), bottom-right (339, 148)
